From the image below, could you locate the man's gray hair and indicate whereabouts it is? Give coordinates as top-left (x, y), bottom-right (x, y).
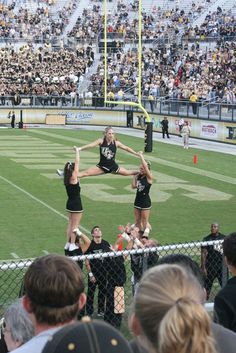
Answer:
top-left (4, 298), bottom-right (34, 344)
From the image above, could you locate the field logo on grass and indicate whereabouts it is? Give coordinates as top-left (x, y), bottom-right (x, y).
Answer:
top-left (82, 171), bottom-right (233, 203)
top-left (0, 135), bottom-right (233, 204)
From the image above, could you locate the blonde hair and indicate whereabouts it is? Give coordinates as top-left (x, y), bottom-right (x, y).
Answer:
top-left (133, 264), bottom-right (217, 353)
top-left (104, 126), bottom-right (113, 135)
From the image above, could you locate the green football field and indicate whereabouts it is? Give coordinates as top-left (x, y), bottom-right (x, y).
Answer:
top-left (0, 127), bottom-right (235, 261)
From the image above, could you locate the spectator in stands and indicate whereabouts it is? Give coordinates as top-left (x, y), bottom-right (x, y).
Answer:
top-left (85, 226), bottom-right (111, 318)
top-left (132, 152), bottom-right (153, 231)
top-left (11, 254), bottom-right (86, 353)
top-left (63, 147), bottom-right (90, 253)
top-left (2, 298), bottom-right (34, 352)
top-left (129, 264), bottom-right (217, 353)
top-left (214, 232), bottom-right (236, 332)
top-left (42, 318), bottom-right (132, 353)
top-left (201, 223), bottom-right (227, 299)
top-left (189, 91), bottom-right (198, 114)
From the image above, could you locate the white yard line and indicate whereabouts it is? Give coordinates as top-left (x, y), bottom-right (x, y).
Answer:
top-left (0, 175), bottom-right (90, 234)
top-left (10, 253), bottom-right (20, 258)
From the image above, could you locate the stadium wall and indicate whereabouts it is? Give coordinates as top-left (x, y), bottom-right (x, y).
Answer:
top-left (0, 108), bottom-right (235, 144)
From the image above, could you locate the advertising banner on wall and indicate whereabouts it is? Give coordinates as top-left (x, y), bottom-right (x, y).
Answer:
top-left (200, 122), bottom-right (218, 139)
top-left (0, 107), bottom-right (235, 144)
top-left (133, 113), bottom-right (236, 144)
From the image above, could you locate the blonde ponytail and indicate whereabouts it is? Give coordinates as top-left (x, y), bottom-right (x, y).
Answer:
top-left (159, 297), bottom-right (216, 353)
top-left (133, 264), bottom-right (217, 353)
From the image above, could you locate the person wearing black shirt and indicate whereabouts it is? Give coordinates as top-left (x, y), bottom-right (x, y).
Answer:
top-left (56, 126), bottom-right (139, 178)
top-left (76, 126), bottom-right (139, 176)
top-left (104, 253), bottom-right (126, 329)
top-left (131, 237), bottom-right (159, 294)
top-left (201, 223), bottom-right (227, 299)
top-left (63, 147), bottom-right (91, 253)
top-left (132, 152), bottom-right (153, 231)
top-left (11, 111), bottom-right (15, 129)
top-left (85, 226), bottom-right (111, 318)
top-left (214, 232), bottom-right (236, 332)
top-left (160, 116), bottom-right (169, 138)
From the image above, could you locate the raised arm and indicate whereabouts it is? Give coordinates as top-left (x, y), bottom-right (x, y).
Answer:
top-left (116, 140), bottom-right (139, 157)
top-left (76, 230), bottom-right (91, 253)
top-left (138, 151), bottom-right (153, 183)
top-left (131, 174), bottom-right (138, 189)
top-left (77, 138), bottom-right (102, 152)
top-left (70, 146), bottom-right (80, 182)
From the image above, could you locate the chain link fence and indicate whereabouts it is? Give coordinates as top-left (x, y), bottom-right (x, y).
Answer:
top-left (0, 240), bottom-right (227, 331)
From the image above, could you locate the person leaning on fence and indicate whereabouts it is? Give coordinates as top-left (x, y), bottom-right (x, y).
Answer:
top-left (189, 91), bottom-right (198, 115)
top-left (11, 254), bottom-right (86, 353)
top-left (129, 264), bottom-right (217, 353)
top-left (214, 232), bottom-right (236, 333)
top-left (103, 229), bottom-right (133, 330)
top-left (1, 298), bottom-right (34, 352)
top-left (85, 226), bottom-right (111, 318)
top-left (201, 223), bottom-right (227, 300)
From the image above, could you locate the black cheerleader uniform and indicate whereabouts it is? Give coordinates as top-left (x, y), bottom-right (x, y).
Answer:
top-left (66, 181), bottom-right (83, 212)
top-left (97, 138), bottom-right (120, 173)
top-left (134, 175), bottom-right (152, 210)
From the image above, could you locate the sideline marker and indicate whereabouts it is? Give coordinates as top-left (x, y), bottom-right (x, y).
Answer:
top-left (194, 154), bottom-right (197, 165)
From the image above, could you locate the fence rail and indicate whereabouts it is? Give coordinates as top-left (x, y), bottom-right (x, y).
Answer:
top-left (0, 95), bottom-right (235, 122)
top-left (0, 240), bottom-right (227, 329)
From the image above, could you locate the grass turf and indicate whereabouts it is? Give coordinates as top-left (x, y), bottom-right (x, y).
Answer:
top-left (0, 127), bottom-right (235, 260)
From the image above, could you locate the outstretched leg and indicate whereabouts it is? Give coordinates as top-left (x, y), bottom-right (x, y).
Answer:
top-left (78, 166), bottom-right (104, 178)
top-left (118, 167), bottom-right (139, 176)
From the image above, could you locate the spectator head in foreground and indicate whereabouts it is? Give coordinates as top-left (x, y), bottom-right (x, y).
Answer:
top-left (3, 298), bottom-right (34, 351)
top-left (22, 254), bottom-right (86, 332)
top-left (223, 232), bottom-right (236, 272)
top-left (42, 318), bottom-right (132, 353)
top-left (130, 264), bottom-right (217, 353)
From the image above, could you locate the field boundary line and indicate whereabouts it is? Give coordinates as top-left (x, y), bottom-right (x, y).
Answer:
top-left (147, 156), bottom-right (236, 185)
top-left (0, 175), bottom-right (90, 234)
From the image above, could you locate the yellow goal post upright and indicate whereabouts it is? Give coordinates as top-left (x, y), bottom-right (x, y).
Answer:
top-left (103, 0), bottom-right (153, 152)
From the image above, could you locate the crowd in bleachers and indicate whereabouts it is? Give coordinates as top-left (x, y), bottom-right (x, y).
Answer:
top-left (68, 3), bottom-right (210, 44)
top-left (0, 44), bottom-right (94, 99)
top-left (183, 7), bottom-right (236, 41)
top-left (89, 41), bottom-right (236, 105)
top-left (0, 0), bottom-right (77, 42)
top-left (0, 0), bottom-right (234, 108)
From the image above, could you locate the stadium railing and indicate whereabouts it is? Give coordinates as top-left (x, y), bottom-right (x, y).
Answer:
top-left (1, 95), bottom-right (235, 121)
top-left (0, 240), bottom-right (227, 329)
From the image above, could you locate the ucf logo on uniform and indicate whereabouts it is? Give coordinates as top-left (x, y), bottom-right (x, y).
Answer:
top-left (101, 147), bottom-right (114, 160)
